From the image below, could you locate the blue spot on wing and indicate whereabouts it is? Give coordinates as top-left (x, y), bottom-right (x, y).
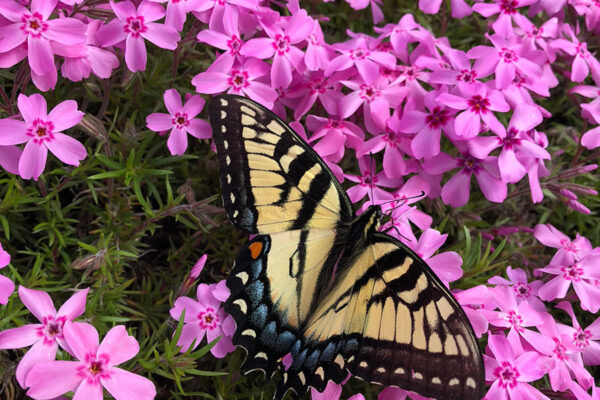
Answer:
top-left (260, 321), bottom-right (278, 345)
top-left (247, 281), bottom-right (264, 307)
top-left (251, 259), bottom-right (263, 279)
top-left (306, 349), bottom-right (321, 371)
top-left (276, 331), bottom-right (296, 352)
top-left (251, 304), bottom-right (268, 328)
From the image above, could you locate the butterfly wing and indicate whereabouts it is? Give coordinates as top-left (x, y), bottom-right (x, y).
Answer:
top-left (288, 232), bottom-right (484, 400)
top-left (209, 95), bottom-right (354, 234)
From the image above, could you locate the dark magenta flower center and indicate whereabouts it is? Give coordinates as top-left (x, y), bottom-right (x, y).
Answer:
top-left (198, 307), bottom-right (219, 330)
top-left (125, 16), bottom-right (147, 38)
top-left (495, 361), bottom-right (519, 388)
top-left (359, 85), bottom-right (380, 102)
top-left (273, 34), bottom-right (290, 55)
top-left (351, 48), bottom-right (368, 60)
top-left (574, 328), bottom-right (591, 349)
top-left (172, 112), bottom-right (189, 129)
top-left (27, 119), bottom-right (55, 144)
top-left (512, 282), bottom-right (531, 299)
top-left (500, 0), bottom-right (518, 14)
top-left (468, 94), bottom-right (490, 114)
top-left (561, 264), bottom-right (583, 281)
top-left (426, 107), bottom-right (450, 128)
top-left (458, 69), bottom-right (477, 83)
top-left (227, 35), bottom-right (242, 55)
top-left (228, 70), bottom-right (249, 90)
top-left (22, 12), bottom-right (48, 38)
top-left (500, 48), bottom-right (518, 63)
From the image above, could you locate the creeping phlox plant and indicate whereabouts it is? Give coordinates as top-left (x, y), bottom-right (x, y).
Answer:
top-left (0, 0), bottom-right (598, 399)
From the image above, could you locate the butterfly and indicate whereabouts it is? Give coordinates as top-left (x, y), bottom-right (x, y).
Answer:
top-left (208, 94), bottom-right (484, 400)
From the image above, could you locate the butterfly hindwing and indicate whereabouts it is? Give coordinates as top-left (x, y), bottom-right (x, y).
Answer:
top-left (209, 95), bottom-right (354, 234)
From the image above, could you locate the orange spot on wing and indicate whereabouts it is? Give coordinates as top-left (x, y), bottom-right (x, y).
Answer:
top-left (249, 242), bottom-right (263, 259)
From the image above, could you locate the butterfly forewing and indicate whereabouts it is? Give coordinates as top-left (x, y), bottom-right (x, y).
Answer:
top-left (209, 95), bottom-right (353, 234)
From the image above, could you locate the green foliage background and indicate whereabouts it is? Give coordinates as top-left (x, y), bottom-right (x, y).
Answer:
top-left (0, 1), bottom-right (598, 399)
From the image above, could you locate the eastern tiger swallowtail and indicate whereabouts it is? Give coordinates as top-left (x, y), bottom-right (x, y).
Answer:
top-left (209, 94), bottom-right (484, 400)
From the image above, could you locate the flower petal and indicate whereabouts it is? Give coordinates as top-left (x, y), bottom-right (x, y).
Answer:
top-left (26, 360), bottom-right (82, 398)
top-left (0, 324), bottom-right (41, 349)
top-left (167, 127), bottom-right (188, 155)
top-left (0, 274), bottom-right (14, 304)
top-left (19, 140), bottom-right (48, 180)
top-left (18, 93), bottom-right (47, 122)
top-left (102, 367), bottom-right (156, 400)
top-left (72, 378), bottom-right (103, 400)
top-left (182, 95), bottom-right (205, 118)
top-left (63, 321), bottom-right (99, 361)
top-left (125, 35), bottom-right (147, 72)
top-left (44, 132), bottom-right (87, 166)
top-left (56, 288), bottom-right (89, 321)
top-left (97, 325), bottom-right (139, 366)
top-left (141, 23), bottom-right (179, 50)
top-left (163, 89), bottom-right (182, 115)
top-left (48, 100), bottom-right (84, 132)
top-left (97, 19), bottom-right (128, 47)
top-left (0, 119), bottom-right (28, 145)
top-left (18, 286), bottom-right (56, 322)
top-left (18, 339), bottom-right (58, 388)
top-left (186, 119), bottom-right (212, 139)
top-left (27, 36), bottom-right (54, 75)
top-left (45, 18), bottom-right (87, 45)
top-left (146, 113), bottom-right (172, 132)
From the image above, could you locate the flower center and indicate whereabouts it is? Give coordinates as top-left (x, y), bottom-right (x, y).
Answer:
top-left (227, 35), bottom-right (242, 55)
top-left (467, 94), bottom-right (490, 114)
top-left (382, 128), bottom-right (401, 147)
top-left (361, 173), bottom-right (376, 187)
top-left (457, 69), bottom-right (477, 83)
top-left (26, 119), bottom-right (55, 144)
top-left (573, 327), bottom-right (591, 349)
top-left (495, 361), bottom-right (519, 388)
top-left (503, 127), bottom-right (521, 149)
top-left (499, 48), bottom-right (518, 63)
top-left (198, 307), bottom-right (220, 330)
top-left (561, 264), bottom-right (583, 281)
top-left (272, 34), bottom-right (290, 55)
top-left (500, 0), bottom-right (518, 14)
top-left (22, 13), bottom-right (48, 38)
top-left (512, 282), bottom-right (531, 299)
top-left (327, 119), bottom-right (343, 129)
top-left (553, 338), bottom-right (568, 360)
top-left (351, 48), bottom-right (368, 60)
top-left (576, 42), bottom-right (589, 58)
top-left (426, 107), bottom-right (449, 128)
top-left (504, 310), bottom-right (524, 332)
top-left (461, 156), bottom-right (480, 172)
top-left (124, 16), bottom-right (147, 38)
top-left (172, 113), bottom-right (189, 129)
top-left (400, 65), bottom-right (418, 80)
top-left (308, 34), bottom-right (320, 46)
top-left (309, 77), bottom-right (327, 94)
top-left (38, 315), bottom-right (67, 345)
top-left (359, 85), bottom-right (379, 102)
top-left (559, 239), bottom-right (577, 253)
top-left (228, 70), bottom-right (249, 90)
top-left (78, 354), bottom-right (111, 384)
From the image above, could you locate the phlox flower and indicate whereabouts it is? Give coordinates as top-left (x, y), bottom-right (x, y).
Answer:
top-left (483, 333), bottom-right (549, 400)
top-left (536, 254), bottom-right (600, 313)
top-left (487, 266), bottom-right (545, 312)
top-left (469, 104), bottom-right (549, 183)
top-left (423, 48), bottom-right (480, 86)
top-left (304, 113), bottom-right (364, 163)
top-left (453, 285), bottom-right (493, 338)
top-left (399, 89), bottom-right (454, 160)
top-left (286, 71), bottom-right (344, 120)
top-left (0, 0), bottom-right (87, 91)
top-left (310, 377), bottom-right (364, 400)
top-left (0, 287), bottom-right (88, 387)
top-left (240, 10), bottom-right (313, 89)
top-left (422, 148), bottom-right (507, 207)
top-left (0, 93), bottom-right (86, 181)
top-left (170, 282), bottom-right (236, 358)
top-left (26, 321), bottom-right (156, 400)
top-left (467, 34), bottom-right (542, 90)
top-left (193, 0), bottom-right (258, 32)
top-left (0, 243), bottom-right (14, 304)
top-left (340, 77), bottom-right (409, 134)
top-left (555, 301), bottom-right (600, 366)
top-left (346, 0), bottom-right (383, 24)
top-left (514, 16), bottom-right (559, 57)
top-left (551, 26), bottom-right (600, 83)
top-left (345, 157), bottom-right (402, 203)
top-left (572, 0), bottom-right (600, 32)
top-left (61, 20), bottom-right (120, 82)
top-left (378, 386), bottom-right (431, 400)
top-left (534, 224), bottom-right (593, 266)
top-left (325, 36), bottom-right (396, 85)
top-left (406, 228), bottom-right (463, 285)
top-left (537, 312), bottom-right (593, 392)
top-left (436, 82), bottom-right (509, 139)
top-left (146, 89), bottom-right (211, 156)
top-left (418, 0), bottom-right (472, 18)
top-left (472, 0), bottom-right (537, 37)
top-left (196, 5), bottom-right (244, 66)
top-left (304, 21), bottom-right (332, 71)
top-left (98, 0), bottom-right (180, 72)
top-left (484, 286), bottom-right (555, 355)
top-left (572, 84), bottom-right (600, 149)
top-left (148, 0), bottom-right (202, 31)
top-left (192, 57), bottom-right (278, 109)
top-left (374, 14), bottom-right (424, 63)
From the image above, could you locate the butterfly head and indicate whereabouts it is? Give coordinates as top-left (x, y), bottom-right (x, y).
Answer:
top-left (349, 206), bottom-right (382, 243)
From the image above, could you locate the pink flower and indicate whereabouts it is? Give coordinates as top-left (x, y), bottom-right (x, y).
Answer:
top-left (0, 0), bottom-right (86, 91)
top-left (399, 89), bottom-right (454, 159)
top-left (467, 34), bottom-right (542, 90)
top-left (148, 0), bottom-right (202, 31)
top-left (304, 113), bottom-right (364, 163)
top-left (534, 224), bottom-right (592, 266)
top-left (61, 19), bottom-right (120, 82)
top-left (170, 282), bottom-right (236, 358)
top-left (346, 0), bottom-right (383, 24)
top-left (454, 285), bottom-right (493, 338)
top-left (192, 57), bottom-right (278, 109)
top-left (98, 0), bottom-right (180, 72)
top-left (304, 21), bottom-right (332, 71)
top-left (195, 5), bottom-right (244, 66)
top-left (436, 82), bottom-right (509, 139)
top-left (469, 104), bottom-right (549, 183)
top-left (0, 287), bottom-right (88, 387)
top-left (537, 313), bottom-right (593, 392)
top-left (146, 89), bottom-right (211, 155)
top-left (0, 93), bottom-right (86, 181)
top-left (378, 386), bottom-right (432, 400)
top-left (422, 149), bottom-right (507, 207)
top-left (536, 254), bottom-right (600, 313)
top-left (487, 266), bottom-right (545, 312)
top-left (551, 26), bottom-right (600, 83)
top-left (240, 9), bottom-right (313, 89)
top-left (0, 243), bottom-right (14, 304)
top-left (406, 228), bottom-right (463, 285)
top-left (418, 0), bottom-right (472, 18)
top-left (325, 36), bottom-right (396, 84)
top-left (483, 333), bottom-right (549, 400)
top-left (345, 156), bottom-right (402, 203)
top-left (0, 145), bottom-right (21, 174)
top-left (26, 321), bottom-right (156, 400)
top-left (556, 301), bottom-right (600, 366)
top-left (472, 0), bottom-right (537, 37)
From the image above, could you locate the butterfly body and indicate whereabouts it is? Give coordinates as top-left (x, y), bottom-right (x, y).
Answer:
top-left (209, 95), bottom-right (484, 400)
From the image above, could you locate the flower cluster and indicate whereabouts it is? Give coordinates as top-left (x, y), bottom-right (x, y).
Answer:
top-left (0, 286), bottom-right (155, 399)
